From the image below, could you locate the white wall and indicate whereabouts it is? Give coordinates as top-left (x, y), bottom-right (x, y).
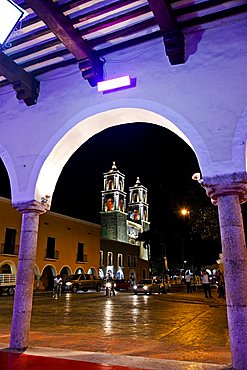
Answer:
top-left (0, 19), bottom-right (246, 204)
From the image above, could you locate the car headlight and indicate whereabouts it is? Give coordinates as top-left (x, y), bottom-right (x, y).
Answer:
top-left (66, 282), bottom-right (72, 286)
top-left (144, 285), bottom-right (148, 290)
top-left (133, 285), bottom-right (137, 289)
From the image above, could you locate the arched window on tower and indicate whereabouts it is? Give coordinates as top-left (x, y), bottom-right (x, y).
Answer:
top-left (132, 193), bottom-right (138, 202)
top-left (107, 180), bottom-right (114, 190)
top-left (119, 198), bottom-right (124, 211)
top-left (107, 198), bottom-right (114, 211)
top-left (119, 180), bottom-right (123, 191)
top-left (134, 209), bottom-right (140, 221)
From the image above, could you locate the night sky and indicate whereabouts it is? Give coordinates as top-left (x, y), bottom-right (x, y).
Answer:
top-left (0, 122), bottom-right (223, 268)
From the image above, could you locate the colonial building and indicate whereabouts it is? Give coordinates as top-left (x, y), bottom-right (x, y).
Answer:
top-left (100, 162), bottom-right (150, 282)
top-left (0, 163), bottom-right (150, 289)
top-left (0, 197), bottom-right (101, 290)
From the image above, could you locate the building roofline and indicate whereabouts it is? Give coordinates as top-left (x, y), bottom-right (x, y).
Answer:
top-left (0, 196), bottom-right (100, 228)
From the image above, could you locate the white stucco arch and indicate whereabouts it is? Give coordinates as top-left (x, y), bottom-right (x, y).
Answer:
top-left (32, 99), bottom-right (213, 206)
top-left (0, 144), bottom-right (18, 199)
top-left (2, 99), bottom-right (246, 206)
top-left (232, 105), bottom-right (247, 173)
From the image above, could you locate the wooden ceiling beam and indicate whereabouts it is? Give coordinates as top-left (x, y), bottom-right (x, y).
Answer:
top-left (25, 0), bottom-right (103, 86)
top-left (0, 52), bottom-right (40, 106)
top-left (147, 0), bottom-right (185, 65)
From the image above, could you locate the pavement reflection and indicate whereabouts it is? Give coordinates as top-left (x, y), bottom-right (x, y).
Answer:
top-left (0, 289), bottom-right (231, 368)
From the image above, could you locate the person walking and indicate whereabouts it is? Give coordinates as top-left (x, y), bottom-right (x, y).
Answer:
top-left (53, 274), bottom-right (62, 298)
top-left (216, 271), bottom-right (225, 298)
top-left (185, 272), bottom-right (192, 293)
top-left (201, 269), bottom-right (213, 298)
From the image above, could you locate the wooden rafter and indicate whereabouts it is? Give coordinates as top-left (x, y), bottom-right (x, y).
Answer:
top-left (24, 0), bottom-right (103, 86)
top-left (0, 52), bottom-right (40, 106)
top-left (147, 0), bottom-right (185, 65)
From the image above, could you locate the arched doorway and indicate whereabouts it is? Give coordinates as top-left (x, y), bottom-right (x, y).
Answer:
top-left (0, 261), bottom-right (17, 274)
top-left (0, 263), bottom-right (12, 274)
top-left (40, 265), bottom-right (56, 291)
top-left (87, 267), bottom-right (97, 277)
top-left (60, 266), bottom-right (71, 281)
top-left (75, 267), bottom-right (84, 275)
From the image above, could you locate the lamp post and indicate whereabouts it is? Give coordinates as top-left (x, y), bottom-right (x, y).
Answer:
top-left (180, 208), bottom-right (190, 274)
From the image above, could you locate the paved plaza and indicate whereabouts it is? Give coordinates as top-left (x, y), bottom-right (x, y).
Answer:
top-left (0, 288), bottom-right (232, 369)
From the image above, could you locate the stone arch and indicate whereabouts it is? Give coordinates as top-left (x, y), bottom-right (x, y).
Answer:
top-left (40, 265), bottom-right (56, 291)
top-left (60, 266), bottom-right (71, 280)
top-left (87, 267), bottom-right (97, 277)
top-left (29, 99), bottom-right (213, 207)
top-left (0, 260), bottom-right (17, 274)
top-left (75, 267), bottom-right (84, 274)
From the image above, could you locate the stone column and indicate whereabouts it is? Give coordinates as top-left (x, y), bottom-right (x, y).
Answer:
top-left (204, 173), bottom-right (247, 370)
top-left (10, 200), bottom-right (49, 350)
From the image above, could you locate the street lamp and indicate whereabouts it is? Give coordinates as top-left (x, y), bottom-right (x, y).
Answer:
top-left (179, 208), bottom-right (190, 273)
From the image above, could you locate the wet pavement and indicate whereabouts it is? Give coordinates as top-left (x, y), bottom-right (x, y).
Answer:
top-left (0, 288), bottom-right (232, 369)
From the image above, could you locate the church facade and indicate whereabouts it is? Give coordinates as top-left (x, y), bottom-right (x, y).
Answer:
top-left (100, 162), bottom-right (150, 282)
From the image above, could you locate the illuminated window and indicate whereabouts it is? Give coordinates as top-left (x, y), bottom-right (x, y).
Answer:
top-left (100, 250), bottom-right (104, 265)
top-left (107, 252), bottom-right (113, 266)
top-left (117, 253), bottom-right (123, 267)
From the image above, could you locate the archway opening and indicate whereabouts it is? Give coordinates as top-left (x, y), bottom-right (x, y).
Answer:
top-left (60, 266), bottom-right (71, 281)
top-left (40, 265), bottom-right (56, 291)
top-left (0, 263), bottom-right (12, 274)
top-left (0, 158), bottom-right (11, 199)
top-left (51, 123), bottom-right (220, 271)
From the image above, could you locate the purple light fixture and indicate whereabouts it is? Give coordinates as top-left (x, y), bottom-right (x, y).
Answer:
top-left (97, 75), bottom-right (136, 93)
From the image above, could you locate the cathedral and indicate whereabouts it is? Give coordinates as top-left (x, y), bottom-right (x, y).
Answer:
top-left (100, 162), bottom-right (150, 282)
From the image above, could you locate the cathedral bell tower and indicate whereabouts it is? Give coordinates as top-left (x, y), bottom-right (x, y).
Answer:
top-left (127, 177), bottom-right (150, 244)
top-left (100, 162), bottom-right (128, 242)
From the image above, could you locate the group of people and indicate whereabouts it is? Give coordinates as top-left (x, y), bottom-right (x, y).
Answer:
top-left (184, 269), bottom-right (225, 299)
top-left (201, 269), bottom-right (225, 298)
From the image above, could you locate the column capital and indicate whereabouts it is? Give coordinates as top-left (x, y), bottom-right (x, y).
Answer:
top-left (12, 200), bottom-right (50, 214)
top-left (203, 172), bottom-right (247, 205)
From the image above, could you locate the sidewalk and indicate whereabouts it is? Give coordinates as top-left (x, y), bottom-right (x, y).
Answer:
top-left (0, 346), bottom-right (231, 370)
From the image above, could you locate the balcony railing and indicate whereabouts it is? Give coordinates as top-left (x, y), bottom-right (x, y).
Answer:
top-left (0, 243), bottom-right (19, 255)
top-left (76, 254), bottom-right (88, 263)
top-left (44, 249), bottom-right (59, 260)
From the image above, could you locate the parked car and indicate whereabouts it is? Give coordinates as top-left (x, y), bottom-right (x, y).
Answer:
top-left (114, 279), bottom-right (131, 291)
top-left (133, 279), bottom-right (168, 295)
top-left (63, 274), bottom-right (102, 293)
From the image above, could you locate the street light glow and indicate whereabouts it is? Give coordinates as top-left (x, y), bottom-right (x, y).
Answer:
top-left (181, 208), bottom-right (190, 216)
